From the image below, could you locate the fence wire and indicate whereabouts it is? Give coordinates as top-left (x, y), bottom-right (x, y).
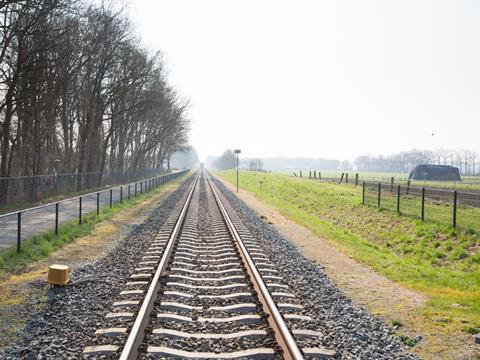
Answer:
top-left (0, 171), bottom-right (188, 252)
top-left (0, 168), bottom-right (161, 209)
top-left (363, 181), bottom-right (480, 233)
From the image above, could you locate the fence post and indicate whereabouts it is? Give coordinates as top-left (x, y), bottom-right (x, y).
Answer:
top-left (390, 177), bottom-right (394, 192)
top-left (319, 171), bottom-right (321, 180)
top-left (55, 203), bottom-right (59, 235)
top-left (79, 196), bottom-right (82, 225)
top-left (355, 173), bottom-right (359, 186)
top-left (313, 171), bottom-right (316, 179)
top-left (135, 182), bottom-right (137, 197)
top-left (17, 212), bottom-right (21, 253)
top-left (96, 192), bottom-right (100, 215)
top-left (397, 185), bottom-right (401, 213)
top-left (300, 170), bottom-right (302, 177)
top-left (362, 182), bottom-right (365, 205)
top-left (141, 181), bottom-right (143, 194)
top-left (120, 186), bottom-right (123, 203)
top-left (128, 184), bottom-right (131, 200)
top-left (110, 189), bottom-right (113, 208)
top-left (377, 182), bottom-right (381, 207)
top-left (453, 190), bottom-right (457, 228)
top-left (421, 187), bottom-right (425, 221)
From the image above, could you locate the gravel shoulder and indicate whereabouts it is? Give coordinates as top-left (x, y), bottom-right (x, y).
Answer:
top-left (215, 175), bottom-right (479, 360)
top-left (0, 178), bottom-right (188, 356)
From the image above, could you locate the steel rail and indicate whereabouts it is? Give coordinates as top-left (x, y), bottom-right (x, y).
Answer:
top-left (119, 173), bottom-right (199, 360)
top-left (206, 172), bottom-right (304, 360)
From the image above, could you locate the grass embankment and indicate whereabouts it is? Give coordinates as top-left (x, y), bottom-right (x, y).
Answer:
top-left (219, 170), bottom-right (480, 336)
top-left (0, 173), bottom-right (190, 276)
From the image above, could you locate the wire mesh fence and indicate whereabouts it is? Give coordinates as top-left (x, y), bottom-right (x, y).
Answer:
top-left (362, 181), bottom-right (480, 232)
top-left (0, 170), bottom-right (189, 252)
top-left (0, 168), bottom-right (162, 210)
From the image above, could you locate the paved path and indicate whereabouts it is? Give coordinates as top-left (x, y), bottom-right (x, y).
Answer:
top-left (0, 172), bottom-right (186, 250)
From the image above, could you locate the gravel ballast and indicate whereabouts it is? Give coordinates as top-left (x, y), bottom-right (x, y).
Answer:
top-left (212, 176), bottom-right (419, 359)
top-left (2, 173), bottom-right (419, 359)
top-left (1, 177), bottom-right (194, 360)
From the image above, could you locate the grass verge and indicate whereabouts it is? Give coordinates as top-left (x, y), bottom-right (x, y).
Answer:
top-left (219, 170), bottom-right (480, 338)
top-left (0, 173), bottom-right (190, 276)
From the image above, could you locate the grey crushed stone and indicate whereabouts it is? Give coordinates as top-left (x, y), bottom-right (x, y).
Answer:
top-left (212, 176), bottom-right (419, 359)
top-left (0, 177), bottom-right (194, 360)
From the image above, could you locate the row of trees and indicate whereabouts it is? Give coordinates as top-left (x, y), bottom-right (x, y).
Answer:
top-left (0, 1), bottom-right (189, 203)
top-left (354, 149), bottom-right (480, 175)
top-left (210, 149), bottom-right (237, 170)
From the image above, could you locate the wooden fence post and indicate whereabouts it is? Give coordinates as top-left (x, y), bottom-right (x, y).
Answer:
top-left (397, 185), bottom-right (401, 213)
top-left (453, 190), bottom-right (457, 228)
top-left (378, 182), bottom-right (381, 207)
top-left (421, 187), bottom-right (425, 221)
top-left (362, 182), bottom-right (365, 204)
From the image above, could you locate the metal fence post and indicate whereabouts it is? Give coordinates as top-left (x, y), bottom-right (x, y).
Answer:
top-left (120, 186), bottom-right (123, 204)
top-left (377, 182), bottom-right (381, 207)
top-left (96, 192), bottom-right (100, 215)
top-left (17, 212), bottom-right (21, 253)
top-left (362, 182), bottom-right (365, 205)
top-left (79, 196), bottom-right (82, 225)
top-left (397, 185), bottom-right (401, 213)
top-left (55, 203), bottom-right (59, 234)
top-left (110, 188), bottom-right (113, 208)
top-left (128, 184), bottom-right (131, 200)
top-left (421, 187), bottom-right (425, 221)
top-left (453, 190), bottom-right (457, 228)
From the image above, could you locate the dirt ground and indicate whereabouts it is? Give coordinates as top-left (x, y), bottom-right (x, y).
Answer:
top-left (0, 181), bottom-right (181, 351)
top-left (217, 176), bottom-right (479, 360)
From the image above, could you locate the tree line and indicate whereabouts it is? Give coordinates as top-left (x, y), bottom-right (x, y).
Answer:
top-left (209, 148), bottom-right (480, 176)
top-left (0, 1), bottom-right (189, 203)
top-left (354, 149), bottom-right (480, 175)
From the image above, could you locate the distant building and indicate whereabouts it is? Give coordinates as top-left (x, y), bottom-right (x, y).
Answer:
top-left (408, 164), bottom-right (461, 181)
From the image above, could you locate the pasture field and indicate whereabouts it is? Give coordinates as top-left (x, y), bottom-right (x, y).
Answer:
top-left (219, 170), bottom-right (480, 338)
top-left (292, 170), bottom-right (480, 191)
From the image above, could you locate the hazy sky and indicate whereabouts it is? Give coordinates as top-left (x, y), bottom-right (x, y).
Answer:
top-left (129, 0), bottom-right (480, 161)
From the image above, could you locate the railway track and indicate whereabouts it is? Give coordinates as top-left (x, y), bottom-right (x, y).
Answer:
top-left (83, 171), bottom-right (329, 359)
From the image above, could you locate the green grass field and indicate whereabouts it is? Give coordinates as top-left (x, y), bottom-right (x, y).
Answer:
top-left (219, 170), bottom-right (480, 336)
